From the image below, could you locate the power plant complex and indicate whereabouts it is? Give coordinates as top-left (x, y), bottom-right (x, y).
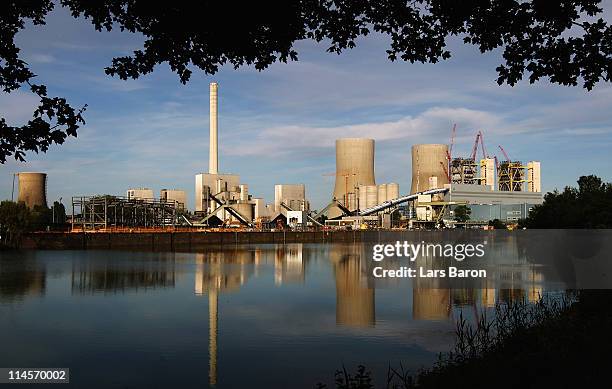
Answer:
top-left (13, 82), bottom-right (543, 231)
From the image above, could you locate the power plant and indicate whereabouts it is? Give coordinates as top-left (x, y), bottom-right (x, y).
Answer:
top-left (17, 172), bottom-right (47, 209)
top-left (15, 83), bottom-right (544, 232)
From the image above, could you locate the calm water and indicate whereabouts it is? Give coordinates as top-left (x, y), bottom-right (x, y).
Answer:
top-left (0, 239), bottom-right (568, 388)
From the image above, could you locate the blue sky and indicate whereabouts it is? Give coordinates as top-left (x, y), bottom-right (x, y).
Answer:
top-left (1, 4), bottom-right (612, 210)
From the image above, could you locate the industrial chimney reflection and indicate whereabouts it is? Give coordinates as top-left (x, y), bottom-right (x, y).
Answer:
top-left (331, 245), bottom-right (375, 327)
top-left (194, 248), bottom-right (258, 386)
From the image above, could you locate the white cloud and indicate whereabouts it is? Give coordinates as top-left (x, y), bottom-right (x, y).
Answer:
top-left (225, 107), bottom-right (504, 157)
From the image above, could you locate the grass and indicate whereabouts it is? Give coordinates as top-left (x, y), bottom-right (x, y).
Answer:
top-left (317, 290), bottom-right (612, 388)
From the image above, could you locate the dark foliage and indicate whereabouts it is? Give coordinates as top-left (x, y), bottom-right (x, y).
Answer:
top-left (488, 218), bottom-right (505, 229)
top-left (3, 1), bottom-right (612, 162)
top-left (0, 200), bottom-right (50, 247)
top-left (526, 174), bottom-right (612, 228)
top-left (453, 204), bottom-right (471, 223)
top-left (319, 291), bottom-right (612, 388)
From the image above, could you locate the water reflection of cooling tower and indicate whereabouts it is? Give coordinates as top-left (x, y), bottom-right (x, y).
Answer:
top-left (331, 138), bottom-right (375, 217)
top-left (410, 144), bottom-right (449, 194)
top-left (412, 288), bottom-right (451, 320)
top-left (333, 246), bottom-right (375, 327)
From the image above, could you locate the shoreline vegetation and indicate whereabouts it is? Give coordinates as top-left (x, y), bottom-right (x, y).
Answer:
top-left (317, 290), bottom-right (612, 388)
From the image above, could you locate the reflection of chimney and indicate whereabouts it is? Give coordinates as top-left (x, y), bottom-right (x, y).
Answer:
top-left (209, 289), bottom-right (218, 386)
top-left (209, 82), bottom-right (219, 174)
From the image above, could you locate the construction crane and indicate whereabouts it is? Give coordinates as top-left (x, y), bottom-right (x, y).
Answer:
top-left (470, 132), bottom-right (481, 161)
top-left (322, 172), bottom-right (357, 207)
top-left (440, 161), bottom-right (449, 180)
top-left (498, 145), bottom-right (511, 162)
top-left (479, 130), bottom-right (489, 159)
top-left (445, 123), bottom-right (456, 180)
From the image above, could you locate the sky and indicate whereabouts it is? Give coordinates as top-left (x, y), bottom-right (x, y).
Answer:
top-left (1, 4), bottom-right (612, 210)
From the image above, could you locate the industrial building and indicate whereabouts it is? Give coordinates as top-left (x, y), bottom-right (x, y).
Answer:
top-left (193, 82), bottom-right (262, 227)
top-left (160, 189), bottom-right (187, 211)
top-left (408, 129), bottom-right (543, 225)
top-left (127, 188), bottom-right (153, 200)
top-left (274, 184), bottom-right (309, 214)
top-left (17, 172), bottom-right (47, 209)
top-left (445, 184), bottom-right (543, 222)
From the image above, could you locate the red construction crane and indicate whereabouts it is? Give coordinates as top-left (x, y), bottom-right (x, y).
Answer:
top-left (479, 130), bottom-right (489, 159)
top-left (440, 161), bottom-right (449, 180)
top-left (470, 132), bottom-right (481, 161)
top-left (498, 145), bottom-right (511, 162)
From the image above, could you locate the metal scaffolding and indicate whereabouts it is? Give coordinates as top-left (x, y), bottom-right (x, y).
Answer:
top-left (71, 195), bottom-right (178, 231)
top-left (497, 161), bottom-right (527, 192)
top-left (451, 158), bottom-right (478, 184)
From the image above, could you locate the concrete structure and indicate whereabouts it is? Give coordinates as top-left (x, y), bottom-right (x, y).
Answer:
top-left (239, 184), bottom-right (249, 201)
top-left (17, 172), bottom-right (47, 209)
top-left (274, 184), bottom-right (309, 213)
top-left (231, 202), bottom-right (254, 222)
top-left (411, 144), bottom-right (449, 194)
top-left (377, 184), bottom-right (387, 205)
top-left (160, 189), bottom-right (187, 210)
top-left (480, 158), bottom-right (495, 190)
top-left (126, 188), bottom-right (153, 200)
top-left (386, 183), bottom-right (400, 202)
top-left (195, 173), bottom-right (240, 212)
top-left (446, 184), bottom-right (543, 222)
top-left (252, 198), bottom-right (271, 220)
top-left (332, 138), bottom-right (376, 216)
top-left (365, 185), bottom-right (378, 208)
top-left (527, 161), bottom-right (541, 192)
top-left (209, 82), bottom-right (218, 175)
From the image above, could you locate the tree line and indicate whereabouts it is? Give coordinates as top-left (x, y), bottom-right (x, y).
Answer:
top-left (0, 201), bottom-right (66, 247)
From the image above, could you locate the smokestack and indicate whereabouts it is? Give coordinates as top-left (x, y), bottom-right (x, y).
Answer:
top-left (209, 82), bottom-right (219, 174)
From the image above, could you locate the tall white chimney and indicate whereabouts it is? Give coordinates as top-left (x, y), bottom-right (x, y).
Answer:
top-left (209, 82), bottom-right (219, 174)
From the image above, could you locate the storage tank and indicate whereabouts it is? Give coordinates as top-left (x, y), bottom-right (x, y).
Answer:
top-left (387, 183), bottom-right (399, 201)
top-left (365, 185), bottom-right (378, 208)
top-left (239, 184), bottom-right (249, 201)
top-left (331, 138), bottom-right (376, 217)
top-left (17, 172), bottom-right (47, 209)
top-left (410, 144), bottom-right (449, 194)
top-left (377, 184), bottom-right (387, 205)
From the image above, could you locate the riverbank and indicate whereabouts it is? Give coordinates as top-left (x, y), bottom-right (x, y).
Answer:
top-left (319, 290), bottom-right (612, 388)
top-left (19, 229), bottom-right (500, 250)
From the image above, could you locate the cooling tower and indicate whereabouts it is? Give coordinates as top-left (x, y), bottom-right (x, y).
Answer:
top-left (209, 82), bottom-right (218, 175)
top-left (17, 172), bottom-right (47, 209)
top-left (332, 138), bottom-right (375, 214)
top-left (410, 144), bottom-right (449, 194)
top-left (387, 183), bottom-right (399, 201)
